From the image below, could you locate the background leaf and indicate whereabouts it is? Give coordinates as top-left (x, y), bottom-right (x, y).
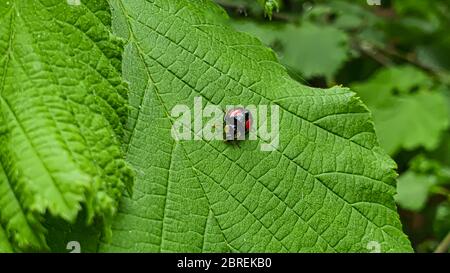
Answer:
top-left (232, 21), bottom-right (350, 81)
top-left (395, 171), bottom-right (436, 212)
top-left (352, 66), bottom-right (449, 155)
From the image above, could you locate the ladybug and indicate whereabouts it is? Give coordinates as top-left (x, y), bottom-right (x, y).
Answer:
top-left (224, 107), bottom-right (252, 141)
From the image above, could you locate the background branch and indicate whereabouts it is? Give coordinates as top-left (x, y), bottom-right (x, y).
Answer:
top-left (434, 232), bottom-right (450, 253)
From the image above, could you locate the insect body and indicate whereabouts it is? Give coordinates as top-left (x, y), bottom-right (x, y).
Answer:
top-left (224, 107), bottom-right (252, 141)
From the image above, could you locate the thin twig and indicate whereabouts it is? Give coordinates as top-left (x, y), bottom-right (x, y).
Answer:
top-left (430, 186), bottom-right (450, 198)
top-left (353, 37), bottom-right (450, 84)
top-left (351, 39), bottom-right (392, 66)
top-left (434, 232), bottom-right (450, 253)
top-left (373, 44), bottom-right (436, 73)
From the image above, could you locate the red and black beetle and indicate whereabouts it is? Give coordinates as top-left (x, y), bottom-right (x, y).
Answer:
top-left (223, 107), bottom-right (252, 141)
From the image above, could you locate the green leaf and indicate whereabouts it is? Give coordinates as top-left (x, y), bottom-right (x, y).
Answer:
top-left (258, 0), bottom-right (279, 19)
top-left (371, 92), bottom-right (448, 155)
top-left (352, 66), bottom-right (449, 155)
top-left (331, 2), bottom-right (375, 30)
top-left (0, 0), bottom-right (133, 251)
top-left (232, 21), bottom-right (350, 81)
top-left (395, 171), bottom-right (436, 211)
top-left (99, 0), bottom-right (411, 252)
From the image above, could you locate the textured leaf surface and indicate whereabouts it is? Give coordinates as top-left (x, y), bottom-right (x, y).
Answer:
top-left (100, 0), bottom-right (412, 253)
top-left (0, 0), bottom-right (132, 251)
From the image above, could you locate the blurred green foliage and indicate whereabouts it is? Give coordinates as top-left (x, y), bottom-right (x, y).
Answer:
top-left (216, 0), bottom-right (450, 252)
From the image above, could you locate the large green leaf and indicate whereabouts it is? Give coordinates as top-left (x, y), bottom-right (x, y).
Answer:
top-left (100, 0), bottom-right (411, 252)
top-left (0, 0), bottom-right (132, 251)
